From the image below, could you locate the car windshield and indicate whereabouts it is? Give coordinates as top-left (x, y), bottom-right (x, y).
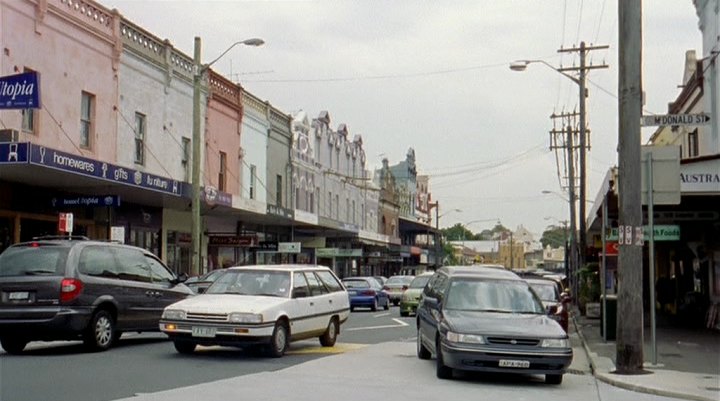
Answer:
top-left (0, 244), bottom-right (69, 277)
top-left (386, 276), bottom-right (413, 286)
top-left (343, 280), bottom-right (370, 289)
top-left (444, 279), bottom-right (544, 314)
top-left (529, 282), bottom-right (559, 302)
top-left (409, 275), bottom-right (431, 289)
top-left (205, 270), bottom-right (291, 297)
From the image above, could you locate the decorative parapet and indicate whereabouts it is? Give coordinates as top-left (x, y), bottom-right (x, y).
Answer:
top-left (119, 18), bottom-right (193, 84)
top-left (241, 88), bottom-right (269, 117)
top-left (55, 0), bottom-right (113, 30)
top-left (269, 107), bottom-right (290, 133)
top-left (208, 70), bottom-right (241, 112)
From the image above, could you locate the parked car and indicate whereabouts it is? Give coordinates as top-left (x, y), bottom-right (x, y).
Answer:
top-left (399, 272), bottom-right (434, 317)
top-left (185, 269), bottom-right (226, 294)
top-left (160, 265), bottom-right (350, 357)
top-left (525, 277), bottom-right (569, 332)
top-left (0, 236), bottom-right (192, 354)
top-left (383, 275), bottom-right (415, 306)
top-left (417, 266), bottom-right (573, 384)
top-left (373, 276), bottom-right (388, 286)
top-left (342, 277), bottom-right (390, 311)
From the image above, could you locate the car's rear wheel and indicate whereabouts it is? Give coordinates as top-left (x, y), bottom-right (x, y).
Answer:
top-left (84, 310), bottom-right (115, 352)
top-left (383, 298), bottom-right (390, 310)
top-left (371, 298), bottom-right (378, 311)
top-left (416, 327), bottom-right (431, 360)
top-left (435, 339), bottom-right (453, 379)
top-left (1, 337), bottom-right (28, 355)
top-left (546, 374), bottom-right (563, 385)
top-left (267, 321), bottom-right (289, 358)
top-left (173, 340), bottom-right (197, 354)
top-left (319, 317), bottom-right (339, 347)
top-left (400, 310), bottom-right (409, 317)
top-left (393, 300), bottom-right (399, 306)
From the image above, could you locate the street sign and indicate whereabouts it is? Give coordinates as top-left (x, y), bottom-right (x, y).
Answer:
top-left (641, 146), bottom-right (681, 205)
top-left (58, 213), bottom-right (74, 233)
top-left (606, 225), bottom-right (680, 241)
top-left (641, 113), bottom-right (710, 127)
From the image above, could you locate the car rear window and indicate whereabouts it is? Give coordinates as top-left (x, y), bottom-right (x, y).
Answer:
top-left (409, 275), bottom-right (431, 289)
top-left (0, 244), bottom-right (69, 276)
top-left (343, 279), bottom-right (370, 289)
top-left (387, 276), bottom-right (413, 285)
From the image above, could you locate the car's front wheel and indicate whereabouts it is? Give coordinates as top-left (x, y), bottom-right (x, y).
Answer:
top-left (416, 327), bottom-right (431, 360)
top-left (319, 317), bottom-right (339, 347)
top-left (84, 310), bottom-right (115, 352)
top-left (267, 321), bottom-right (289, 358)
top-left (1, 337), bottom-right (28, 355)
top-left (435, 339), bottom-right (453, 379)
top-left (371, 297), bottom-right (378, 312)
top-left (173, 341), bottom-right (197, 354)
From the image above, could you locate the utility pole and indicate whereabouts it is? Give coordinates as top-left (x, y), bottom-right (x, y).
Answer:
top-left (558, 43), bottom-right (609, 271)
top-left (616, 0), bottom-right (644, 374)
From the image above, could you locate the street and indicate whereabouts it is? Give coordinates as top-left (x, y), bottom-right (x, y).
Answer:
top-left (1, 308), bottom-right (687, 401)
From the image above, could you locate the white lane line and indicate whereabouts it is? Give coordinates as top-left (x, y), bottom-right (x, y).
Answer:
top-left (374, 313), bottom-right (390, 318)
top-left (346, 318), bottom-right (409, 331)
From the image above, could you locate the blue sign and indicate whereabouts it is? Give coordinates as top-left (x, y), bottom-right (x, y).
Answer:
top-left (0, 72), bottom-right (40, 109)
top-left (0, 142), bottom-right (29, 163)
top-left (29, 144), bottom-right (181, 196)
top-left (203, 186), bottom-right (232, 207)
top-left (52, 195), bottom-right (121, 208)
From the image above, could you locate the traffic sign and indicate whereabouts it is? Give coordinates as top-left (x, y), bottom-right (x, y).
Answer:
top-left (641, 113), bottom-right (711, 127)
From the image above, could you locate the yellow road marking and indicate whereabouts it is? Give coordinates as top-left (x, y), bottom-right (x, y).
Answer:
top-left (286, 342), bottom-right (366, 355)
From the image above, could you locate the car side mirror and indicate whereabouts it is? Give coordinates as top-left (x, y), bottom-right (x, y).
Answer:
top-left (171, 272), bottom-right (188, 285)
top-left (292, 288), bottom-right (308, 298)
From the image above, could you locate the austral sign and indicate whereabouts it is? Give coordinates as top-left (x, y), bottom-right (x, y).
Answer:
top-left (0, 72), bottom-right (40, 109)
top-left (641, 113), bottom-right (711, 127)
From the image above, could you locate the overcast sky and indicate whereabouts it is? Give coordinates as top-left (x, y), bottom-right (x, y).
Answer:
top-left (104, 0), bottom-right (702, 237)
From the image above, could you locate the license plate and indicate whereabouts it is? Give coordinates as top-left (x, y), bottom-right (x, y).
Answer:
top-left (192, 326), bottom-right (216, 338)
top-left (9, 292), bottom-right (29, 300)
top-left (499, 359), bottom-right (530, 368)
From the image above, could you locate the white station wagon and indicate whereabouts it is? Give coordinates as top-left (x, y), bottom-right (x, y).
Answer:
top-left (159, 265), bottom-right (350, 357)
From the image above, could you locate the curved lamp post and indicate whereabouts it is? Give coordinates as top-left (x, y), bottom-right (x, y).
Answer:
top-left (191, 37), bottom-right (264, 275)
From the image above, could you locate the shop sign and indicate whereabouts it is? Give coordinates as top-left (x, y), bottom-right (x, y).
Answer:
top-left (233, 197), bottom-right (266, 215)
top-left (259, 241), bottom-right (278, 251)
top-left (52, 195), bottom-right (120, 208)
top-left (605, 225), bottom-right (680, 241)
top-left (0, 71), bottom-right (40, 109)
top-left (208, 235), bottom-right (258, 247)
top-left (680, 159), bottom-right (720, 193)
top-left (278, 242), bottom-right (301, 253)
top-left (318, 217), bottom-right (359, 233)
top-left (110, 226), bottom-right (125, 243)
top-left (28, 144), bottom-right (181, 196)
top-left (0, 142), bottom-right (29, 164)
top-left (315, 248), bottom-right (363, 258)
top-left (58, 213), bottom-right (73, 233)
top-left (604, 241), bottom-right (619, 256)
top-left (294, 209), bottom-right (318, 225)
top-left (267, 204), bottom-right (294, 220)
top-left (203, 186), bottom-right (232, 207)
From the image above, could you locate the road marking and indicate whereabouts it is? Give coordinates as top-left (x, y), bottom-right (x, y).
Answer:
top-left (286, 342), bottom-right (366, 355)
top-left (345, 318), bottom-right (409, 332)
top-left (373, 312), bottom-right (390, 318)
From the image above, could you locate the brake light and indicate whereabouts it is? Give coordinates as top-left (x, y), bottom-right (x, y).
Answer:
top-left (60, 278), bottom-right (83, 303)
top-left (31, 242), bottom-right (39, 248)
top-left (361, 290), bottom-right (376, 296)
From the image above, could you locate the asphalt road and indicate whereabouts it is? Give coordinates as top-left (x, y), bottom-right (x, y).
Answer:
top-left (0, 308), bottom-right (416, 401)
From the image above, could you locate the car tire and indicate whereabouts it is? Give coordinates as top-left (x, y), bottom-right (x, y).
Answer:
top-left (319, 317), bottom-right (339, 347)
top-left (371, 298), bottom-right (378, 312)
top-left (416, 328), bottom-right (431, 360)
top-left (435, 339), bottom-right (453, 379)
top-left (393, 300), bottom-right (399, 306)
top-left (83, 310), bottom-right (115, 352)
top-left (383, 298), bottom-right (390, 310)
top-left (400, 311), bottom-right (409, 317)
top-left (350, 305), bottom-right (355, 312)
top-left (267, 321), bottom-right (289, 358)
top-left (1, 337), bottom-right (28, 355)
top-left (173, 340), bottom-right (197, 354)
top-left (546, 374), bottom-right (563, 385)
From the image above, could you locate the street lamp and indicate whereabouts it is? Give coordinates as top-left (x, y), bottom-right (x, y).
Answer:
top-left (191, 36), bottom-right (264, 275)
top-left (512, 52), bottom-right (606, 275)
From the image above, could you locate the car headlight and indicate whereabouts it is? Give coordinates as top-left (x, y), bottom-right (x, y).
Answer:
top-left (446, 331), bottom-right (486, 344)
top-left (162, 309), bottom-right (186, 320)
top-left (541, 338), bottom-right (570, 348)
top-left (228, 312), bottom-right (263, 324)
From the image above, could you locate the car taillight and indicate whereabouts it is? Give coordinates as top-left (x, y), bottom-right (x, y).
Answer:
top-left (402, 285), bottom-right (409, 291)
top-left (361, 290), bottom-right (376, 296)
top-left (60, 278), bottom-right (83, 303)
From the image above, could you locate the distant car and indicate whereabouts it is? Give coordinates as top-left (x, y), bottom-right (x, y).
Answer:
top-left (373, 276), bottom-right (388, 286)
top-left (526, 277), bottom-right (569, 333)
top-left (343, 277), bottom-right (390, 311)
top-left (417, 266), bottom-right (573, 384)
top-left (160, 265), bottom-right (350, 357)
top-left (0, 237), bottom-right (192, 354)
top-left (399, 272), bottom-right (433, 317)
top-left (185, 269), bottom-right (226, 294)
top-left (383, 275), bottom-right (415, 306)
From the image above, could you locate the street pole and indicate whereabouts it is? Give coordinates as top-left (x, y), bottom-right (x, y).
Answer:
top-left (567, 124), bottom-right (578, 300)
top-left (578, 42), bottom-right (588, 271)
top-left (191, 36), bottom-right (202, 276)
top-left (616, 0), bottom-right (644, 374)
top-left (435, 203), bottom-right (440, 268)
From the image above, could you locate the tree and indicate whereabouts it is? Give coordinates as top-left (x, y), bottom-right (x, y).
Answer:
top-left (441, 224), bottom-right (474, 241)
top-left (541, 225), bottom-right (568, 248)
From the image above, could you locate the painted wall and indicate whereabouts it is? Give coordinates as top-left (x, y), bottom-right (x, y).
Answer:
top-left (206, 71), bottom-right (242, 194)
top-left (291, 110), bottom-right (320, 213)
top-left (695, 0), bottom-right (719, 154)
top-left (267, 106), bottom-right (291, 208)
top-left (117, 18), bottom-right (195, 181)
top-left (240, 89), bottom-right (268, 203)
top-left (0, 0), bottom-right (119, 161)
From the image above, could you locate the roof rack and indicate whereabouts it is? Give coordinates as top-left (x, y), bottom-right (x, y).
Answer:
top-left (31, 235), bottom-right (90, 241)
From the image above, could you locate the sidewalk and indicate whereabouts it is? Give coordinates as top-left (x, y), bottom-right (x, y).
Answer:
top-left (573, 310), bottom-right (720, 401)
